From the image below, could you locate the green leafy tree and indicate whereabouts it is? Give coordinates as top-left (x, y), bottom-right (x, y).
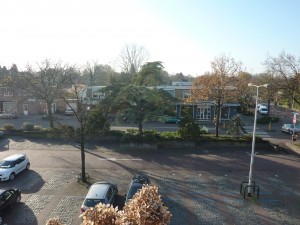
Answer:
top-left (112, 85), bottom-right (175, 135)
top-left (178, 107), bottom-right (201, 140)
top-left (227, 115), bottom-right (246, 138)
top-left (86, 105), bottom-right (110, 136)
top-left (134, 61), bottom-right (164, 86)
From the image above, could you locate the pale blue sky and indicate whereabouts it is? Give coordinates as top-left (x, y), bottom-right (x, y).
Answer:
top-left (0, 0), bottom-right (299, 76)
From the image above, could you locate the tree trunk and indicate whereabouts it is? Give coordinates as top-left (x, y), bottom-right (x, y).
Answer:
top-left (80, 130), bottom-right (87, 183)
top-left (47, 107), bottom-right (54, 128)
top-left (138, 121), bottom-right (143, 135)
top-left (215, 104), bottom-right (221, 138)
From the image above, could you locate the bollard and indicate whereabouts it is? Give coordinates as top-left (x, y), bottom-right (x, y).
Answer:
top-left (269, 121), bottom-right (272, 131)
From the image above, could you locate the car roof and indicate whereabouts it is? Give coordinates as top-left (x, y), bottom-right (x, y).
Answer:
top-left (0, 188), bottom-right (16, 195)
top-left (3, 154), bottom-right (26, 161)
top-left (86, 182), bottom-right (114, 199)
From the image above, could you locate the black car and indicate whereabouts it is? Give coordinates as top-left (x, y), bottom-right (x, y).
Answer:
top-left (125, 175), bottom-right (151, 203)
top-left (0, 188), bottom-right (21, 221)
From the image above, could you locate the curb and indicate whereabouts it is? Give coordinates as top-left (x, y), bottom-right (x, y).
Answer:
top-left (285, 141), bottom-right (300, 155)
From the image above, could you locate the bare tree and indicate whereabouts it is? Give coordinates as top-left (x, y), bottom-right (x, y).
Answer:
top-left (13, 59), bottom-right (76, 127)
top-left (192, 54), bottom-right (242, 137)
top-left (82, 62), bottom-right (115, 86)
top-left (117, 43), bottom-right (150, 74)
top-left (264, 51), bottom-right (300, 106)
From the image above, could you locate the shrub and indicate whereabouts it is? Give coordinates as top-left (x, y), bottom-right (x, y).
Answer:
top-left (159, 131), bottom-right (181, 141)
top-left (41, 114), bottom-right (50, 120)
top-left (22, 122), bottom-right (34, 131)
top-left (34, 125), bottom-right (43, 131)
top-left (257, 116), bottom-right (279, 124)
top-left (43, 127), bottom-right (63, 138)
top-left (227, 115), bottom-right (246, 138)
top-left (121, 130), bottom-right (160, 143)
top-left (105, 130), bottom-right (125, 137)
top-left (178, 107), bottom-right (201, 140)
top-left (3, 123), bottom-right (15, 131)
top-left (79, 185), bottom-right (172, 225)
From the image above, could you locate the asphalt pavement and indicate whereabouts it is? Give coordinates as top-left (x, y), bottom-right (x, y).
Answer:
top-left (0, 137), bottom-right (299, 225)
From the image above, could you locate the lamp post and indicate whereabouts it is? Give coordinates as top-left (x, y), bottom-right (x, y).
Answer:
top-left (292, 112), bottom-right (299, 141)
top-left (247, 83), bottom-right (268, 196)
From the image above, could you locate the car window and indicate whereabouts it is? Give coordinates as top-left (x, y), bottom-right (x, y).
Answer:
top-left (84, 198), bottom-right (105, 207)
top-left (16, 157), bottom-right (25, 164)
top-left (0, 160), bottom-right (15, 168)
top-left (127, 186), bottom-right (142, 200)
top-left (0, 191), bottom-right (12, 201)
top-left (106, 187), bottom-right (113, 200)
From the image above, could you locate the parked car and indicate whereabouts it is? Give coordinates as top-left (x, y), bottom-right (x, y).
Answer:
top-left (0, 188), bottom-right (21, 221)
top-left (125, 175), bottom-right (151, 203)
top-left (0, 154), bottom-right (30, 181)
top-left (81, 182), bottom-right (118, 212)
top-left (64, 108), bottom-right (75, 116)
top-left (199, 125), bottom-right (209, 134)
top-left (281, 124), bottom-right (300, 134)
top-left (164, 117), bottom-right (181, 124)
top-left (259, 106), bottom-right (268, 115)
top-left (0, 112), bottom-right (17, 119)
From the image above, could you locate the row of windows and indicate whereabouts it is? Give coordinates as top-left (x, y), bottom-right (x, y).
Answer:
top-left (165, 89), bottom-right (191, 98)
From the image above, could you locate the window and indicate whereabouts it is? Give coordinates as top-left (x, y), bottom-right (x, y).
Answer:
top-left (3, 102), bottom-right (16, 112)
top-left (92, 92), bottom-right (105, 99)
top-left (4, 90), bottom-right (13, 96)
top-left (183, 90), bottom-right (191, 98)
top-left (165, 89), bottom-right (175, 97)
top-left (196, 105), bottom-right (211, 120)
top-left (221, 106), bottom-right (230, 120)
top-left (106, 188), bottom-right (113, 200)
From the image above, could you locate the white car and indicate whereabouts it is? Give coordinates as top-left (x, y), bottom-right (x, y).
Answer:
top-left (0, 154), bottom-right (30, 181)
top-left (259, 106), bottom-right (268, 115)
top-left (81, 182), bottom-right (118, 212)
top-left (281, 124), bottom-right (300, 134)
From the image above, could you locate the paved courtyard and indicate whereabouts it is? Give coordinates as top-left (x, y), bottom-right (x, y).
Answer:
top-left (0, 138), bottom-right (299, 225)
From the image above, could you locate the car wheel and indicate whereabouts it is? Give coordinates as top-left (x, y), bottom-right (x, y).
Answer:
top-left (16, 195), bottom-right (21, 203)
top-left (26, 163), bottom-right (30, 170)
top-left (9, 173), bottom-right (15, 180)
top-left (289, 130), bottom-right (293, 134)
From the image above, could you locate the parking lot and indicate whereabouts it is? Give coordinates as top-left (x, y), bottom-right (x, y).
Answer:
top-left (0, 137), bottom-right (299, 225)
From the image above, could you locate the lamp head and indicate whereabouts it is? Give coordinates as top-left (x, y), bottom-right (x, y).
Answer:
top-left (262, 84), bottom-right (269, 88)
top-left (248, 83), bottom-right (253, 87)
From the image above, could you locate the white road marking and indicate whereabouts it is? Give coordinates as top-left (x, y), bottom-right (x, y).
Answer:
top-left (98, 158), bottom-right (142, 161)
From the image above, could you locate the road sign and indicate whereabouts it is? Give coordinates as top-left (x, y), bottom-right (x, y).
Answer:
top-left (293, 114), bottom-right (297, 124)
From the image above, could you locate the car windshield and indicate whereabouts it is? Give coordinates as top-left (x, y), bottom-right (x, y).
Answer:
top-left (84, 198), bottom-right (105, 207)
top-left (0, 160), bottom-right (14, 168)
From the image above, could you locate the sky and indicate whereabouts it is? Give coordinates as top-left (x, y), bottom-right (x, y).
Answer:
top-left (0, 0), bottom-right (299, 76)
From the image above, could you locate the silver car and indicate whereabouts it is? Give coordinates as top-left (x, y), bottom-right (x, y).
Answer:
top-left (0, 154), bottom-right (30, 181)
top-left (81, 182), bottom-right (118, 212)
top-left (281, 124), bottom-right (300, 134)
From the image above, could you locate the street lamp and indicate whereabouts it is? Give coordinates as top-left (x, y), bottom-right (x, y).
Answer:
top-left (292, 112), bottom-right (299, 141)
top-left (247, 83), bottom-right (268, 196)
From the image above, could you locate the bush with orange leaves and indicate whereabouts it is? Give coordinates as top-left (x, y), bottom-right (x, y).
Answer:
top-left (116, 185), bottom-right (172, 225)
top-left (78, 185), bottom-right (171, 225)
